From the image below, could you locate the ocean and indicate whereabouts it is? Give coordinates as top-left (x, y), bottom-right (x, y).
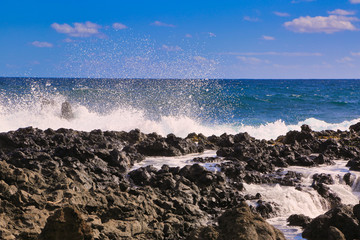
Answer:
top-left (0, 77), bottom-right (359, 139)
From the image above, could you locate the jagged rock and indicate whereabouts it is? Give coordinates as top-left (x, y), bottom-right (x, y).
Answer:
top-left (346, 157), bottom-right (360, 171)
top-left (313, 173), bottom-right (334, 185)
top-left (39, 206), bottom-right (93, 240)
top-left (350, 122), bottom-right (360, 132)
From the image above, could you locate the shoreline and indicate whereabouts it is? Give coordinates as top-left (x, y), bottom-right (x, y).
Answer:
top-left (1, 124), bottom-right (360, 239)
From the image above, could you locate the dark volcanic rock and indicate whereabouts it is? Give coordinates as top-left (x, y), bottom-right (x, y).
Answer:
top-left (346, 157), bottom-right (360, 171)
top-left (287, 214), bottom-right (311, 228)
top-left (39, 206), bottom-right (93, 240)
top-left (3, 122), bottom-right (360, 239)
top-left (189, 202), bottom-right (286, 240)
top-left (303, 204), bottom-right (360, 240)
top-left (350, 122), bottom-right (360, 132)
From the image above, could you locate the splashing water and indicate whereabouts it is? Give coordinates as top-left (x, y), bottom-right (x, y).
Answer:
top-left (1, 78), bottom-right (360, 140)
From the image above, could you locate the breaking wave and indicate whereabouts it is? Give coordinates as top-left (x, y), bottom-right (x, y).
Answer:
top-left (0, 97), bottom-right (358, 140)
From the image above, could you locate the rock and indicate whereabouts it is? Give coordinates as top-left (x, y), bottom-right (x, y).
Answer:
top-left (313, 173), bottom-right (334, 185)
top-left (187, 226), bottom-right (219, 240)
top-left (217, 202), bottom-right (285, 240)
top-left (287, 214), bottom-right (311, 228)
top-left (343, 173), bottom-right (355, 186)
top-left (60, 101), bottom-right (74, 120)
top-left (255, 200), bottom-right (278, 219)
top-left (346, 157), bottom-right (360, 171)
top-left (353, 204), bottom-right (360, 222)
top-left (282, 125), bottom-right (314, 144)
top-left (39, 206), bottom-right (93, 240)
top-left (303, 205), bottom-right (360, 240)
top-left (350, 122), bottom-right (360, 132)
top-left (189, 202), bottom-right (285, 240)
top-left (327, 226), bottom-right (346, 240)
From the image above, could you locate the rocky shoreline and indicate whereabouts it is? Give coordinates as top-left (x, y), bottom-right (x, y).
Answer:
top-left (1, 124), bottom-right (360, 239)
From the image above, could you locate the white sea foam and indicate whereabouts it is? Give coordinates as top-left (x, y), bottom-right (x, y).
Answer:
top-left (0, 99), bottom-right (360, 140)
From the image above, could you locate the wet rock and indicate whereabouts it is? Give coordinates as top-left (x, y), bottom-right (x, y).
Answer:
top-left (353, 204), bottom-right (360, 222)
top-left (60, 101), bottom-right (74, 120)
top-left (313, 154), bottom-right (333, 165)
top-left (313, 173), bottom-right (334, 185)
top-left (282, 125), bottom-right (314, 144)
top-left (39, 206), bottom-right (93, 240)
top-left (350, 122), bottom-right (360, 132)
top-left (346, 157), bottom-right (360, 171)
top-left (255, 200), bottom-right (278, 219)
top-left (343, 173), bottom-right (355, 186)
top-left (287, 214), bottom-right (311, 228)
top-left (312, 183), bottom-right (341, 208)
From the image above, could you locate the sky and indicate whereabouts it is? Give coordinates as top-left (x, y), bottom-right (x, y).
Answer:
top-left (1, 0), bottom-right (360, 79)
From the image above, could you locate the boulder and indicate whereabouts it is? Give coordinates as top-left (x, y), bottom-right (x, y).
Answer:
top-left (189, 202), bottom-right (286, 240)
top-left (303, 205), bottom-right (360, 240)
top-left (39, 206), bottom-right (93, 240)
top-left (287, 214), bottom-right (311, 228)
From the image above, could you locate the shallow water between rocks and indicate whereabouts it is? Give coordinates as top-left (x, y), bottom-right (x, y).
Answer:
top-left (130, 150), bottom-right (360, 240)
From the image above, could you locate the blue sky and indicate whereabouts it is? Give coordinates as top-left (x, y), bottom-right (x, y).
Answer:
top-left (1, 0), bottom-right (360, 79)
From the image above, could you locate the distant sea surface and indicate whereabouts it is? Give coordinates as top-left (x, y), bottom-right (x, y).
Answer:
top-left (0, 78), bottom-right (359, 139)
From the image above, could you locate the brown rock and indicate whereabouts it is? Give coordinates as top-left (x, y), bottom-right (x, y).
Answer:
top-left (39, 206), bottom-right (93, 240)
top-left (188, 202), bottom-right (286, 240)
top-left (217, 202), bottom-right (286, 240)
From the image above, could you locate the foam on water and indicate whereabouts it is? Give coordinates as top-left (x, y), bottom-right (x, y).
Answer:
top-left (1, 99), bottom-right (360, 140)
top-left (130, 150), bottom-right (218, 171)
top-left (129, 150), bottom-right (360, 240)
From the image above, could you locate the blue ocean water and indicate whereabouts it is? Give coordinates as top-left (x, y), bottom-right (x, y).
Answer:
top-left (0, 77), bottom-right (359, 139)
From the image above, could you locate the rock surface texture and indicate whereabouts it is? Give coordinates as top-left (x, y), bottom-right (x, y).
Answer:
top-left (0, 124), bottom-right (360, 239)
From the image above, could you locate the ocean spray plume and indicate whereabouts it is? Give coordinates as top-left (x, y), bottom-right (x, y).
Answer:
top-left (60, 30), bottom-right (219, 79)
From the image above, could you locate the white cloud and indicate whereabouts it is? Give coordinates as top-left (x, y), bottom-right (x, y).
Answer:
top-left (208, 32), bottom-right (216, 37)
top-left (51, 21), bottom-right (102, 37)
top-left (237, 56), bottom-right (270, 64)
top-left (193, 56), bottom-right (208, 62)
top-left (274, 11), bottom-right (290, 17)
top-left (162, 45), bottom-right (183, 52)
top-left (63, 38), bottom-right (74, 43)
top-left (337, 56), bottom-right (354, 63)
top-left (193, 56), bottom-right (217, 65)
top-left (328, 9), bottom-right (356, 16)
top-left (350, 0), bottom-right (360, 4)
top-left (244, 16), bottom-right (260, 22)
top-left (31, 41), bottom-right (53, 48)
top-left (351, 52), bottom-right (360, 56)
top-left (221, 51), bottom-right (322, 56)
top-left (185, 34), bottom-right (192, 38)
top-left (151, 21), bottom-right (175, 27)
top-left (261, 35), bottom-right (275, 40)
top-left (284, 15), bottom-right (359, 33)
top-left (112, 22), bottom-right (128, 30)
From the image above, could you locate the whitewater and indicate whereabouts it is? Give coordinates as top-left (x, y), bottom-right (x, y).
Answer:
top-left (0, 98), bottom-right (360, 140)
top-left (129, 151), bottom-right (360, 240)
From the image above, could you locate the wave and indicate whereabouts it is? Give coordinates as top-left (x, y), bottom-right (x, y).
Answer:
top-left (0, 97), bottom-right (359, 140)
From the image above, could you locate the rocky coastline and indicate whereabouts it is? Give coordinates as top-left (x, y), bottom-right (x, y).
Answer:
top-left (1, 124), bottom-right (360, 239)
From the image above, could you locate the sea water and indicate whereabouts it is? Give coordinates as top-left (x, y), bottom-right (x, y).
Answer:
top-left (1, 78), bottom-right (360, 139)
top-left (1, 78), bottom-right (360, 239)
